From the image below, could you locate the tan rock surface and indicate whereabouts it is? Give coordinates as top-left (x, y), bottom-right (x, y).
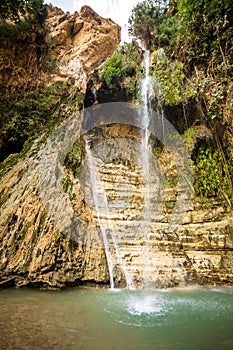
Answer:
top-left (0, 6), bottom-right (232, 290)
top-left (0, 5), bottom-right (120, 92)
top-left (46, 5), bottom-right (121, 90)
top-left (0, 122), bottom-right (233, 289)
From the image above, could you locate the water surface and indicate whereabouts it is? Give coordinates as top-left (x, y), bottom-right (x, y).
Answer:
top-left (0, 287), bottom-right (233, 349)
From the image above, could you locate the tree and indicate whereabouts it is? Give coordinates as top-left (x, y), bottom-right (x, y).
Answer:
top-left (0, 0), bottom-right (47, 25)
top-left (128, 0), bottom-right (169, 49)
top-left (0, 0), bottom-right (26, 22)
top-left (177, 0), bottom-right (233, 66)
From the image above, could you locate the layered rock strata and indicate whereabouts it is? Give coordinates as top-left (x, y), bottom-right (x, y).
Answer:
top-left (0, 6), bottom-right (232, 290)
top-left (1, 123), bottom-right (232, 289)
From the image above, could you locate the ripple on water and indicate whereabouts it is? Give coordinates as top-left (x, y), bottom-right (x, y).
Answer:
top-left (104, 290), bottom-right (173, 327)
top-left (126, 295), bottom-right (165, 316)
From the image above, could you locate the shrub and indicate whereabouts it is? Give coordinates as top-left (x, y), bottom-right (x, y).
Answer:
top-left (100, 54), bottom-right (123, 89)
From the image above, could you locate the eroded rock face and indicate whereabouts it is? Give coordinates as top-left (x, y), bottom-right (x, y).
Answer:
top-left (80, 125), bottom-right (233, 288)
top-left (1, 122), bottom-right (232, 290)
top-left (0, 139), bottom-right (110, 289)
top-left (46, 5), bottom-right (121, 90)
top-left (0, 5), bottom-right (121, 93)
top-left (0, 5), bottom-right (121, 289)
top-left (0, 6), bottom-right (232, 290)
top-left (0, 26), bottom-right (47, 93)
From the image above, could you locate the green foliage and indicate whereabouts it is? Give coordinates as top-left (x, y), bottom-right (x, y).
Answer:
top-left (0, 0), bottom-right (27, 21)
top-left (0, 0), bottom-right (47, 25)
top-left (183, 127), bottom-right (195, 144)
top-left (100, 54), bottom-right (123, 89)
top-left (62, 175), bottom-right (73, 193)
top-left (128, 0), bottom-right (170, 49)
top-left (193, 145), bottom-right (232, 201)
top-left (177, 0), bottom-right (233, 68)
top-left (98, 40), bottom-right (143, 98)
top-left (151, 48), bottom-right (195, 105)
top-left (0, 20), bottom-right (31, 38)
top-left (126, 0), bottom-right (233, 205)
top-left (64, 141), bottom-right (82, 178)
top-left (0, 81), bottom-right (83, 162)
top-left (129, 0), bottom-right (233, 70)
top-left (194, 146), bottom-right (221, 197)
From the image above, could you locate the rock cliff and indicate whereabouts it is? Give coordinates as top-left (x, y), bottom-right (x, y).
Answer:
top-left (46, 5), bottom-right (121, 90)
top-left (0, 5), bottom-right (232, 290)
top-left (0, 120), bottom-right (232, 289)
top-left (0, 5), bottom-right (121, 288)
top-left (0, 5), bottom-right (121, 93)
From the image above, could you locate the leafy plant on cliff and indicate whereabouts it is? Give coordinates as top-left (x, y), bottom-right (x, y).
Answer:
top-left (151, 48), bottom-right (196, 105)
top-left (0, 81), bottom-right (83, 162)
top-left (193, 144), bottom-right (233, 204)
top-left (100, 54), bottom-right (123, 89)
top-left (64, 141), bottom-right (82, 178)
top-left (0, 0), bottom-right (47, 25)
top-left (97, 40), bottom-right (143, 99)
top-left (177, 0), bottom-right (233, 68)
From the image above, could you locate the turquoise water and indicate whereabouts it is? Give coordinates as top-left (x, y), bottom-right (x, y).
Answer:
top-left (0, 287), bottom-right (233, 349)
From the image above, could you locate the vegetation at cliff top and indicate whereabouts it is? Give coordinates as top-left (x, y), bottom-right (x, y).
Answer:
top-left (0, 81), bottom-right (83, 163)
top-left (0, 0), bottom-right (47, 24)
top-left (128, 0), bottom-right (171, 49)
top-left (97, 40), bottom-right (143, 100)
top-left (127, 0), bottom-right (233, 204)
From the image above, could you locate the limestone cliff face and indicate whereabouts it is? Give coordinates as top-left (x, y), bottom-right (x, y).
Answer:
top-left (46, 5), bottom-right (121, 90)
top-left (0, 5), bottom-right (121, 93)
top-left (80, 125), bottom-right (233, 288)
top-left (0, 119), bottom-right (232, 289)
top-left (0, 146), bottom-right (109, 288)
top-left (0, 6), bottom-right (233, 290)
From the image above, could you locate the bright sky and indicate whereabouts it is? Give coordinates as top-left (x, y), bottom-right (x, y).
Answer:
top-left (45, 0), bottom-right (141, 42)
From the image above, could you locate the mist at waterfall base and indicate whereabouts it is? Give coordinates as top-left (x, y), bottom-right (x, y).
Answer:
top-left (1, 287), bottom-right (233, 350)
top-left (3, 3), bottom-right (232, 350)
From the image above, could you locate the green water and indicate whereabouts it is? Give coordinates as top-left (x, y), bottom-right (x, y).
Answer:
top-left (0, 287), bottom-right (233, 350)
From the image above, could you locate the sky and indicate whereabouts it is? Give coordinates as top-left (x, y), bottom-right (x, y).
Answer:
top-left (45, 0), bottom-right (141, 42)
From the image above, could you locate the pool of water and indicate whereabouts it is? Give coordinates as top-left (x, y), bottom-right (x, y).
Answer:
top-left (0, 286), bottom-right (233, 349)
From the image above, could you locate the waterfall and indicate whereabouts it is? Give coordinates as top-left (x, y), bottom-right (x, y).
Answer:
top-left (84, 138), bottom-right (114, 289)
top-left (140, 49), bottom-right (154, 287)
top-left (84, 137), bottom-right (133, 289)
top-left (141, 50), bottom-right (152, 215)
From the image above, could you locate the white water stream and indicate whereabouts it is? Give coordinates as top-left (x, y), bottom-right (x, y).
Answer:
top-left (84, 138), bottom-right (115, 289)
top-left (84, 138), bottom-right (133, 289)
top-left (140, 49), bottom-right (152, 218)
top-left (140, 49), bottom-right (154, 287)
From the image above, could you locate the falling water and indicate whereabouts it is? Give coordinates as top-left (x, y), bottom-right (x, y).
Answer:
top-left (140, 49), bottom-right (154, 287)
top-left (84, 138), bottom-right (114, 289)
top-left (84, 137), bottom-right (133, 289)
top-left (140, 50), bottom-right (152, 215)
